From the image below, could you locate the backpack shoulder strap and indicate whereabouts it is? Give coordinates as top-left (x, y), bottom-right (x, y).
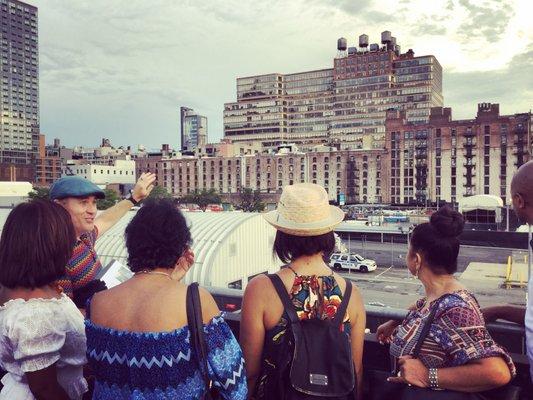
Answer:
top-left (332, 279), bottom-right (352, 327)
top-left (267, 274), bottom-right (299, 325)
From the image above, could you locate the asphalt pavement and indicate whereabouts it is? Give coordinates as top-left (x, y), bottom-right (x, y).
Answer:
top-left (346, 240), bottom-right (516, 272)
top-left (337, 241), bottom-right (527, 309)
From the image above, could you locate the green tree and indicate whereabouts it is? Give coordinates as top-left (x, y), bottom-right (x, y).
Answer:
top-left (252, 189), bottom-right (266, 212)
top-left (238, 188), bottom-right (254, 211)
top-left (181, 188), bottom-right (221, 211)
top-left (28, 186), bottom-right (50, 200)
top-left (238, 188), bottom-right (265, 212)
top-left (148, 185), bottom-right (172, 200)
top-left (97, 189), bottom-right (119, 210)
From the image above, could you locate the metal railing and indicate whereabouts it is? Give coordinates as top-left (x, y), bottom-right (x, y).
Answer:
top-left (206, 285), bottom-right (531, 389)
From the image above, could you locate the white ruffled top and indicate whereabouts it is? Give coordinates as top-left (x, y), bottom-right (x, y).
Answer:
top-left (0, 294), bottom-right (88, 400)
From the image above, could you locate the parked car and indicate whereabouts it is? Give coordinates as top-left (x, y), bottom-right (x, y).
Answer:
top-left (329, 253), bottom-right (377, 273)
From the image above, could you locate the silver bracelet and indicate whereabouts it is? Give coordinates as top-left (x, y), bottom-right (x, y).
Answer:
top-left (428, 368), bottom-right (439, 389)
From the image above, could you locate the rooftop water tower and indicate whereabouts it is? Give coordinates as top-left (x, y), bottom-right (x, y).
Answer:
top-left (359, 34), bottom-right (369, 52)
top-left (337, 37), bottom-right (347, 58)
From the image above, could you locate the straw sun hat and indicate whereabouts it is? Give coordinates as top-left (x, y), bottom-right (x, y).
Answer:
top-left (262, 183), bottom-right (345, 237)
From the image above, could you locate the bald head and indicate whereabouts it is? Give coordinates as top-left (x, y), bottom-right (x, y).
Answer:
top-left (511, 160), bottom-right (533, 224)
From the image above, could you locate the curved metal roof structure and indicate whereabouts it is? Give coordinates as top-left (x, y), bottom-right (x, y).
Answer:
top-left (95, 210), bottom-right (276, 287)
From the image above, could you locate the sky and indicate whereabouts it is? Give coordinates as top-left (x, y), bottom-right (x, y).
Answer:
top-left (30, 0), bottom-right (532, 150)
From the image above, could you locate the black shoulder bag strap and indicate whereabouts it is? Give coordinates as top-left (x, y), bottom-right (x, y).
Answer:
top-left (412, 297), bottom-right (443, 358)
top-left (186, 282), bottom-right (213, 400)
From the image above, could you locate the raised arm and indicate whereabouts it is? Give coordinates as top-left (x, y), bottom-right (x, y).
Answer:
top-left (94, 172), bottom-right (155, 236)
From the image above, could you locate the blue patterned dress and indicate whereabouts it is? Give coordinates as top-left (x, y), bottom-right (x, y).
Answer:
top-left (85, 306), bottom-right (247, 400)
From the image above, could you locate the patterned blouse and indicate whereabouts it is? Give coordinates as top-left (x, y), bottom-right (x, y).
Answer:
top-left (390, 290), bottom-right (515, 375)
top-left (254, 270), bottom-right (351, 399)
top-left (85, 303), bottom-right (247, 399)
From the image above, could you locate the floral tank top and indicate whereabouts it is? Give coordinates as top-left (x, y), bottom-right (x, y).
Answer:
top-left (254, 268), bottom-right (351, 399)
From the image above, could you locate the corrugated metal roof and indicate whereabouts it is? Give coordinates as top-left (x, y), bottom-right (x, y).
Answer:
top-left (94, 211), bottom-right (260, 285)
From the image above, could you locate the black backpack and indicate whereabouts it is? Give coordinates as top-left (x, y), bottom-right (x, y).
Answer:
top-left (267, 274), bottom-right (356, 400)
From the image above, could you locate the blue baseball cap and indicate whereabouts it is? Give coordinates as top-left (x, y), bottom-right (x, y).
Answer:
top-left (50, 176), bottom-right (106, 200)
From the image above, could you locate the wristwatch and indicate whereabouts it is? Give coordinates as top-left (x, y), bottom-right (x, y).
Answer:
top-left (125, 191), bottom-right (140, 206)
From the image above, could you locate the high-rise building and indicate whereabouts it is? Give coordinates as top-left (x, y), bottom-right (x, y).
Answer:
top-left (224, 31), bottom-right (443, 151)
top-left (180, 106), bottom-right (207, 152)
top-left (0, 0), bottom-right (39, 165)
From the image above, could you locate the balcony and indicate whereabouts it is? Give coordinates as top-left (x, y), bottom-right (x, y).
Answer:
top-left (464, 130), bottom-right (476, 137)
top-left (513, 148), bottom-right (529, 156)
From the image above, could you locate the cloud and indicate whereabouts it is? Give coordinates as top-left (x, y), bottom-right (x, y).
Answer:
top-left (314, 0), bottom-right (372, 15)
top-left (363, 10), bottom-right (394, 23)
top-left (444, 43), bottom-right (533, 119)
top-left (28, 0), bottom-right (530, 149)
top-left (411, 22), bottom-right (447, 36)
top-left (457, 0), bottom-right (514, 43)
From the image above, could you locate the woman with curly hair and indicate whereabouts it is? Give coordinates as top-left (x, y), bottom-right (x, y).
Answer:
top-left (84, 199), bottom-right (247, 399)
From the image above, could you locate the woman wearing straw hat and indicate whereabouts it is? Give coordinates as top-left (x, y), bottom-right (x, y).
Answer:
top-left (240, 183), bottom-right (365, 400)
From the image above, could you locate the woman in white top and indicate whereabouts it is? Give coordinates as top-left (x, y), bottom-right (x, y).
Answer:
top-left (0, 200), bottom-right (88, 400)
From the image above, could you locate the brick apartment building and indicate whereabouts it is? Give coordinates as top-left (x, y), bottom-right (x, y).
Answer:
top-left (136, 144), bottom-right (384, 203)
top-left (34, 135), bottom-right (62, 186)
top-left (383, 103), bottom-right (532, 205)
top-left (137, 103), bottom-right (531, 206)
top-left (224, 31), bottom-right (443, 151)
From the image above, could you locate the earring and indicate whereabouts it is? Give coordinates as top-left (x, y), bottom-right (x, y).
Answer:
top-left (415, 266), bottom-right (420, 279)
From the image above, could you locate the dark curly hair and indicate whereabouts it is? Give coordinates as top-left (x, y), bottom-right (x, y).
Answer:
top-left (125, 198), bottom-right (192, 272)
top-left (410, 206), bottom-right (464, 274)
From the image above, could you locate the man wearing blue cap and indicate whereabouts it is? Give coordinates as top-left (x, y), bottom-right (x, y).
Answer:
top-left (50, 172), bottom-right (156, 307)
